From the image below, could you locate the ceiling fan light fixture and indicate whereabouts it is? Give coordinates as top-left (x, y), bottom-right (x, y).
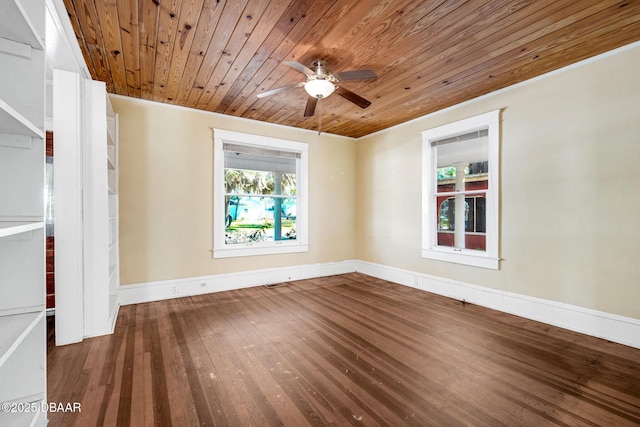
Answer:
top-left (304, 78), bottom-right (335, 98)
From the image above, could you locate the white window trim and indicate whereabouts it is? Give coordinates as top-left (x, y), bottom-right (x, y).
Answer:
top-left (213, 129), bottom-right (309, 258)
top-left (421, 110), bottom-right (500, 269)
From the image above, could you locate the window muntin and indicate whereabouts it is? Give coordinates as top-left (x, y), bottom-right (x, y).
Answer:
top-left (421, 110), bottom-right (500, 269)
top-left (213, 130), bottom-right (308, 258)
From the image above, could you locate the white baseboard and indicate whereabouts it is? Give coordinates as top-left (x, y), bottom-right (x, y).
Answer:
top-left (117, 260), bottom-right (359, 306)
top-left (117, 259), bottom-right (640, 349)
top-left (355, 261), bottom-right (640, 350)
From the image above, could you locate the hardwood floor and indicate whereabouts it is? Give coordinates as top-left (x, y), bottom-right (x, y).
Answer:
top-left (47, 273), bottom-right (640, 426)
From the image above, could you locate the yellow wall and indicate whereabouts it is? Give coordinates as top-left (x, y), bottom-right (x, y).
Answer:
top-left (111, 97), bottom-right (357, 284)
top-left (356, 43), bottom-right (640, 319)
top-left (113, 42), bottom-right (640, 320)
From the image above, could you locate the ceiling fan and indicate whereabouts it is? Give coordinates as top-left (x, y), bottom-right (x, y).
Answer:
top-left (257, 60), bottom-right (377, 118)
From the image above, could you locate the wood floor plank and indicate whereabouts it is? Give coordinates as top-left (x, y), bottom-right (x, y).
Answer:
top-left (146, 305), bottom-right (174, 425)
top-left (47, 273), bottom-right (640, 426)
top-left (129, 306), bottom-right (145, 426)
top-left (154, 301), bottom-right (190, 427)
top-left (142, 352), bottom-right (155, 426)
top-left (68, 338), bottom-right (109, 427)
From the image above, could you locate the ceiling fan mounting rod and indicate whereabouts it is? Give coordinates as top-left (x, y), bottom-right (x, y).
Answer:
top-left (312, 60), bottom-right (330, 77)
top-left (308, 60), bottom-right (336, 83)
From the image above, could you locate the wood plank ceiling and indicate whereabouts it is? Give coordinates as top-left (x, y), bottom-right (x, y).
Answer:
top-left (63, 0), bottom-right (640, 138)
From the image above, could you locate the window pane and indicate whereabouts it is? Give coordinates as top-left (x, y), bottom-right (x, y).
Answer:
top-left (436, 196), bottom-right (486, 251)
top-left (281, 173), bottom-right (296, 195)
top-left (268, 197), bottom-right (297, 240)
top-left (224, 196), bottom-right (297, 245)
top-left (224, 169), bottom-right (272, 195)
top-left (224, 169), bottom-right (297, 196)
top-left (465, 197), bottom-right (474, 232)
top-left (438, 198), bottom-right (454, 231)
top-left (435, 128), bottom-right (489, 191)
top-left (475, 197), bottom-right (486, 233)
top-left (436, 161), bottom-right (489, 188)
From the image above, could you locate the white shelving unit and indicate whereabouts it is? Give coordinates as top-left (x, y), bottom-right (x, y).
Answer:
top-left (81, 80), bottom-right (120, 338)
top-left (0, 0), bottom-right (47, 424)
top-left (53, 72), bottom-right (119, 344)
top-left (106, 96), bottom-right (120, 327)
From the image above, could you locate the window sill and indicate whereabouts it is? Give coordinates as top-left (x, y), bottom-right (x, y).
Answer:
top-left (422, 247), bottom-right (499, 269)
top-left (213, 243), bottom-right (309, 259)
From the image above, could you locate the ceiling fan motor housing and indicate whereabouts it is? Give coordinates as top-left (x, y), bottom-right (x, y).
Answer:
top-left (305, 60), bottom-right (337, 98)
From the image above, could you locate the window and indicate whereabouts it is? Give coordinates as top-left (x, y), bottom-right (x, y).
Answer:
top-left (213, 129), bottom-right (308, 258)
top-left (422, 110), bottom-right (500, 269)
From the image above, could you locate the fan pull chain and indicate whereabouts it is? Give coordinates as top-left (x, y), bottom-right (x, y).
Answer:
top-left (318, 96), bottom-right (322, 135)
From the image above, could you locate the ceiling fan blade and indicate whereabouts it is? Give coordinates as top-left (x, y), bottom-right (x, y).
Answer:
top-left (257, 82), bottom-right (302, 98)
top-left (283, 60), bottom-right (314, 76)
top-left (303, 96), bottom-right (318, 117)
top-left (335, 86), bottom-right (371, 109)
top-left (336, 69), bottom-right (377, 81)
